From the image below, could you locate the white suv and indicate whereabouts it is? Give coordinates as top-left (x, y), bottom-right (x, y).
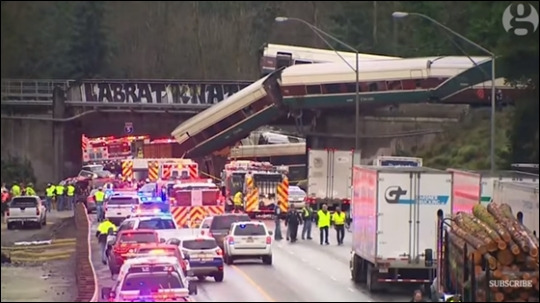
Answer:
top-left (223, 221), bottom-right (273, 265)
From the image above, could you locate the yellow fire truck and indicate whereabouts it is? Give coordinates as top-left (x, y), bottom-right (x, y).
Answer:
top-left (221, 160), bottom-right (289, 217)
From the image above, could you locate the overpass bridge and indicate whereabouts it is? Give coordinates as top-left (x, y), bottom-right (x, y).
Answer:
top-left (1, 72), bottom-right (475, 186)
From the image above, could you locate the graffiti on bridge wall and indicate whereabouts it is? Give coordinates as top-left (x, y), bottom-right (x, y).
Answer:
top-left (80, 81), bottom-right (250, 104)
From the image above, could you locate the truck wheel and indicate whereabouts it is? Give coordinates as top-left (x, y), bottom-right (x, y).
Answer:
top-left (213, 272), bottom-right (224, 282)
top-left (351, 255), bottom-right (362, 283)
top-left (366, 263), bottom-right (380, 292)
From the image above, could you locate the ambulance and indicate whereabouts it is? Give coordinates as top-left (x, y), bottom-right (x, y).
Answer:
top-left (221, 160), bottom-right (289, 217)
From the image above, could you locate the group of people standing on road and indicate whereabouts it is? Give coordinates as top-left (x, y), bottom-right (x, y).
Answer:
top-left (281, 203), bottom-right (349, 245)
top-left (44, 182), bottom-right (77, 212)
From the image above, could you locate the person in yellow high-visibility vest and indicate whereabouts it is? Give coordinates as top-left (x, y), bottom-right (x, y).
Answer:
top-left (316, 204), bottom-right (331, 245)
top-left (233, 191), bottom-right (243, 212)
top-left (66, 183), bottom-right (76, 211)
top-left (24, 183), bottom-right (37, 196)
top-left (10, 182), bottom-right (21, 197)
top-left (332, 206), bottom-right (347, 245)
top-left (45, 183), bottom-right (55, 212)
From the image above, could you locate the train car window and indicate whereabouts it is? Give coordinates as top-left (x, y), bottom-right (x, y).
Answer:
top-left (369, 83), bottom-right (378, 92)
top-left (345, 83), bottom-right (361, 93)
top-left (294, 60), bottom-right (313, 65)
top-left (306, 85), bottom-right (321, 95)
top-left (242, 105), bottom-right (255, 116)
top-left (324, 84), bottom-right (341, 94)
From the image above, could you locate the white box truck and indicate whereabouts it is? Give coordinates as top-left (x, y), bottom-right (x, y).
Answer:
top-left (492, 180), bottom-right (539, 236)
top-left (350, 166), bottom-right (452, 292)
top-left (478, 171), bottom-right (538, 205)
top-left (306, 149), bottom-right (361, 210)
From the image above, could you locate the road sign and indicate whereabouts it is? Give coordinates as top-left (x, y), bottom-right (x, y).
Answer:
top-left (124, 122), bottom-right (134, 134)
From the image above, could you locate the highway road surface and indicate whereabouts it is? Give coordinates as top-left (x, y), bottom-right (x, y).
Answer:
top-left (89, 214), bottom-right (410, 302)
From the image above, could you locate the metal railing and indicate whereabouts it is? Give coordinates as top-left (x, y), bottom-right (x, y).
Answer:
top-left (1, 79), bottom-right (71, 101)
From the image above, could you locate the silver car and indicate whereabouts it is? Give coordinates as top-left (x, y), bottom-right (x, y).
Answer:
top-left (288, 186), bottom-right (307, 208)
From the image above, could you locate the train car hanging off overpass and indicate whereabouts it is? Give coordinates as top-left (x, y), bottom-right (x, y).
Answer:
top-left (170, 55), bottom-right (497, 158)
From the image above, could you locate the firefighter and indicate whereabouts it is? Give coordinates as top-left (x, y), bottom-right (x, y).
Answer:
top-left (233, 191), bottom-right (243, 212)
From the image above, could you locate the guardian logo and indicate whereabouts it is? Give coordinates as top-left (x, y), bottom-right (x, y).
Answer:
top-left (502, 3), bottom-right (539, 36)
top-left (385, 186), bottom-right (407, 204)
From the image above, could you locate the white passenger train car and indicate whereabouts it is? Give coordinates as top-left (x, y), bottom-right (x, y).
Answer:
top-left (260, 43), bottom-right (400, 75)
top-left (278, 56), bottom-right (504, 108)
top-left (171, 72), bottom-right (283, 157)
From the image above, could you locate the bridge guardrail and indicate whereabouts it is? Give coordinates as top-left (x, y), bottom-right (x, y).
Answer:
top-left (2, 78), bottom-right (253, 106)
top-left (74, 203), bottom-right (98, 302)
top-left (1, 79), bottom-right (70, 101)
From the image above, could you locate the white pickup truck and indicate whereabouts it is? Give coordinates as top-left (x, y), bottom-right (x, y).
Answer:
top-left (6, 196), bottom-right (47, 230)
top-left (105, 195), bottom-right (141, 225)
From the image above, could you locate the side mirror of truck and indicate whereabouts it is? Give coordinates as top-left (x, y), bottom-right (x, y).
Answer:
top-left (268, 231), bottom-right (273, 236)
top-left (101, 287), bottom-right (113, 299)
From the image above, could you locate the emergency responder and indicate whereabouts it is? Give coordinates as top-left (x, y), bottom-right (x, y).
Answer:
top-left (45, 183), bottom-right (55, 212)
top-left (410, 289), bottom-right (428, 302)
top-left (56, 182), bottom-right (66, 211)
top-left (10, 182), bottom-right (21, 197)
top-left (24, 183), bottom-right (36, 196)
top-left (1, 187), bottom-right (9, 219)
top-left (95, 218), bottom-right (117, 265)
top-left (94, 187), bottom-right (106, 222)
top-left (233, 191), bottom-right (243, 212)
top-left (285, 206), bottom-right (302, 243)
top-left (66, 182), bottom-right (76, 211)
top-left (301, 204), bottom-right (314, 240)
top-left (274, 204), bottom-right (283, 241)
top-left (332, 206), bottom-right (346, 245)
top-left (317, 203), bottom-right (331, 245)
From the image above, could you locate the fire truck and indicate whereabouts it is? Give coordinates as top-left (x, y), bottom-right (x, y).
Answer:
top-left (121, 158), bottom-right (199, 182)
top-left (168, 179), bottom-right (225, 228)
top-left (221, 160), bottom-right (289, 218)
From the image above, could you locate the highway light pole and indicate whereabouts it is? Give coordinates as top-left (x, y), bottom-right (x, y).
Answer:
top-left (392, 11), bottom-right (497, 172)
top-left (275, 17), bottom-right (361, 152)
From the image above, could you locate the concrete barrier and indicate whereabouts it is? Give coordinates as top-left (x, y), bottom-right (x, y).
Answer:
top-left (74, 203), bottom-right (98, 302)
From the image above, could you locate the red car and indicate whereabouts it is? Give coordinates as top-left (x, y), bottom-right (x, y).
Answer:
top-left (130, 243), bottom-right (190, 276)
top-left (107, 229), bottom-right (160, 275)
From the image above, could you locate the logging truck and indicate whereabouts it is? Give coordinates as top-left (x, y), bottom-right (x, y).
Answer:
top-left (438, 203), bottom-right (539, 302)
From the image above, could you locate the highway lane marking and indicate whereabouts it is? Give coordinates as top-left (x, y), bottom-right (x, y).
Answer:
top-left (231, 265), bottom-right (276, 302)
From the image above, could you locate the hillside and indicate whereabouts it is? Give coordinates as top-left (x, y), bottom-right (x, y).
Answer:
top-left (398, 108), bottom-right (513, 170)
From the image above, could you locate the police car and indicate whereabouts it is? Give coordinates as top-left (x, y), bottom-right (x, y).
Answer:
top-left (105, 194), bottom-right (141, 225)
top-left (101, 256), bottom-right (197, 302)
top-left (179, 236), bottom-right (224, 282)
top-left (118, 215), bottom-right (190, 243)
top-left (223, 221), bottom-right (273, 265)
